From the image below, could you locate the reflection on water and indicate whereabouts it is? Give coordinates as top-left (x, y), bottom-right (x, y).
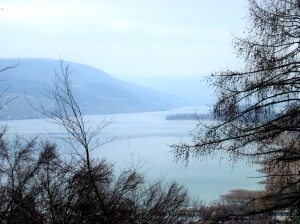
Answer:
top-left (0, 106), bottom-right (263, 202)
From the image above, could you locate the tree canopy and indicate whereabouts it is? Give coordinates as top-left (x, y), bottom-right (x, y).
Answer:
top-left (172, 0), bottom-right (300, 215)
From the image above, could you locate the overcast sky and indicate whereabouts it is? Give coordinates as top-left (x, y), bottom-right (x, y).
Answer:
top-left (1, 0), bottom-right (249, 77)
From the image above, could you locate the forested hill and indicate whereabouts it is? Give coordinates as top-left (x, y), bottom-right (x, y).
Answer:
top-left (0, 58), bottom-right (190, 120)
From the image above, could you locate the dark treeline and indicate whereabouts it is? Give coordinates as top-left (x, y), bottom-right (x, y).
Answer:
top-left (166, 106), bottom-right (277, 121)
top-left (166, 113), bottom-right (213, 120)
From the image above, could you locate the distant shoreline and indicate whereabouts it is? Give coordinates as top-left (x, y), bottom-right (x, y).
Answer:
top-left (166, 113), bottom-right (213, 120)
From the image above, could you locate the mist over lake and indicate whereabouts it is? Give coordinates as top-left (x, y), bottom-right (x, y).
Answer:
top-left (0, 106), bottom-right (263, 202)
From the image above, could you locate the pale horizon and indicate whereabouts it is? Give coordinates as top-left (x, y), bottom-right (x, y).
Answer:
top-left (1, 0), bottom-right (248, 77)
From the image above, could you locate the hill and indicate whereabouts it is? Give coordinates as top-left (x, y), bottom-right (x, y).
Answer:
top-left (0, 58), bottom-right (190, 120)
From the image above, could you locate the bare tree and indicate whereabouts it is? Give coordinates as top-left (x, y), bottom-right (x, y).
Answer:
top-left (34, 61), bottom-right (112, 222)
top-left (171, 0), bottom-right (300, 215)
top-left (0, 127), bottom-right (56, 223)
top-left (33, 61), bottom-right (194, 223)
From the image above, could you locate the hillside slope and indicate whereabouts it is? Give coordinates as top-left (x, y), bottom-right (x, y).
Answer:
top-left (0, 58), bottom-right (190, 119)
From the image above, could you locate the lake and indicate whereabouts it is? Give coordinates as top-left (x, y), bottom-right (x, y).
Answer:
top-left (0, 106), bottom-right (263, 203)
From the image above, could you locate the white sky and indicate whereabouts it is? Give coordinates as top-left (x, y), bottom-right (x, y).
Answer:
top-left (0, 0), bottom-right (248, 77)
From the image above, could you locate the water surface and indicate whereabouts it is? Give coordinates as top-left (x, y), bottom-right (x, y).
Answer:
top-left (0, 106), bottom-right (263, 202)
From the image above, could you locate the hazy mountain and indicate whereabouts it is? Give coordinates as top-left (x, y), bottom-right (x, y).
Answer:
top-left (0, 58), bottom-right (191, 120)
top-left (112, 74), bottom-right (215, 106)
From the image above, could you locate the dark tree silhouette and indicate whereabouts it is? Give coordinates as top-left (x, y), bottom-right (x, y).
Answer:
top-left (172, 0), bottom-right (300, 216)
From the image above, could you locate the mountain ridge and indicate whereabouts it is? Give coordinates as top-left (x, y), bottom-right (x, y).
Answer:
top-left (0, 58), bottom-right (192, 120)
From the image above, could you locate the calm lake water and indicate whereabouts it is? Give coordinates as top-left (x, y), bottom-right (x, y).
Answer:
top-left (0, 106), bottom-right (263, 203)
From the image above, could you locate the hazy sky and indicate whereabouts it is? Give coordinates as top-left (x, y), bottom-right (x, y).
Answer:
top-left (1, 0), bottom-right (248, 77)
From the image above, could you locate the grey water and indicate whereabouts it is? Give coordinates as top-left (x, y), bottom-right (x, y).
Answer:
top-left (0, 106), bottom-right (263, 203)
